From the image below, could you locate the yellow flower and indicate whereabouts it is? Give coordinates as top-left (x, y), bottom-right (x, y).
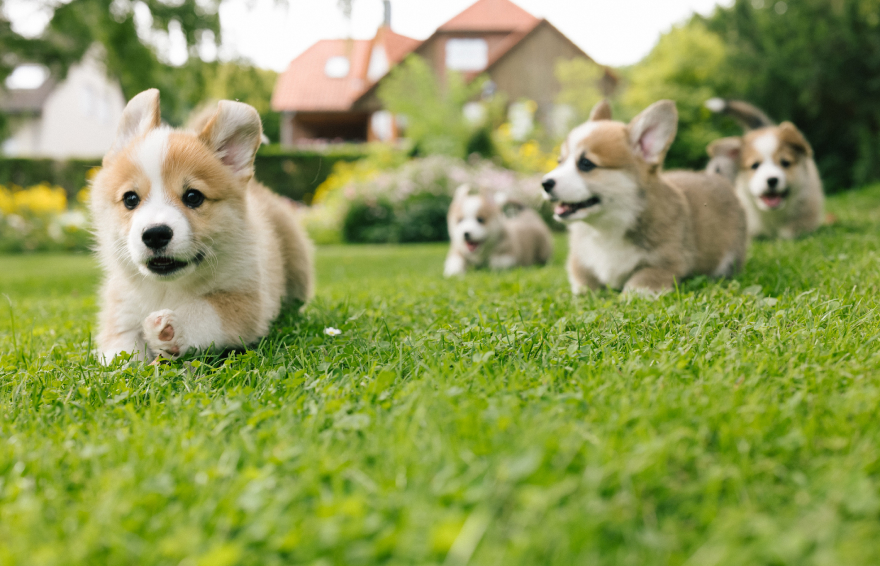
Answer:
top-left (85, 167), bottom-right (101, 181)
top-left (0, 186), bottom-right (14, 214)
top-left (77, 188), bottom-right (91, 205)
top-left (11, 183), bottom-right (68, 214)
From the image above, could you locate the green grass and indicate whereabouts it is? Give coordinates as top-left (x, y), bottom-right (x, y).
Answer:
top-left (2, 186), bottom-right (880, 566)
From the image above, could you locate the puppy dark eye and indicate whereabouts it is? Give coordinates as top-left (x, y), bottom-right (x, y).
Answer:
top-left (123, 191), bottom-right (140, 210)
top-left (750, 162), bottom-right (761, 170)
top-left (780, 159), bottom-right (791, 168)
top-left (476, 217), bottom-right (485, 224)
top-left (183, 188), bottom-right (205, 208)
top-left (577, 155), bottom-right (596, 172)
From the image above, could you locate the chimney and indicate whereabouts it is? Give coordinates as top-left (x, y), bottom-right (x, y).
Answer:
top-left (383, 0), bottom-right (391, 27)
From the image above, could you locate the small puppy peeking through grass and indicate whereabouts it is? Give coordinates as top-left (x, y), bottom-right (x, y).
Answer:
top-left (444, 184), bottom-right (553, 277)
top-left (542, 99), bottom-right (748, 296)
top-left (91, 89), bottom-right (314, 364)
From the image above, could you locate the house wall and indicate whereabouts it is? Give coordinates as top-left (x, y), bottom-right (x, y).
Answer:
top-left (4, 56), bottom-right (126, 159)
top-left (487, 23), bottom-right (587, 132)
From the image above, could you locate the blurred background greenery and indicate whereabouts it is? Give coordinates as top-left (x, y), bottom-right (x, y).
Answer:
top-left (1, 0), bottom-right (879, 249)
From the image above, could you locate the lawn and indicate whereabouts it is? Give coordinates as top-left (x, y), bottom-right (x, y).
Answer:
top-left (2, 186), bottom-right (880, 566)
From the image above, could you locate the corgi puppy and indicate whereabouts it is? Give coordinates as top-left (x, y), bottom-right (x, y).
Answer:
top-left (444, 184), bottom-right (553, 276)
top-left (706, 98), bottom-right (824, 239)
top-left (542, 99), bottom-right (747, 295)
top-left (91, 89), bottom-right (314, 363)
top-left (705, 99), bottom-right (773, 182)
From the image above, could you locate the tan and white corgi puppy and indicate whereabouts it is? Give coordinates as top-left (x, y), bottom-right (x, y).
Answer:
top-left (444, 184), bottom-right (553, 277)
top-left (91, 89), bottom-right (314, 363)
top-left (706, 98), bottom-right (824, 239)
top-left (705, 99), bottom-right (774, 183)
top-left (542, 99), bottom-right (747, 296)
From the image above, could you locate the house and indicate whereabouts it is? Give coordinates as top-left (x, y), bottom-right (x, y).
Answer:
top-left (0, 49), bottom-right (126, 159)
top-left (272, 0), bottom-right (612, 146)
top-left (271, 1), bottom-right (420, 145)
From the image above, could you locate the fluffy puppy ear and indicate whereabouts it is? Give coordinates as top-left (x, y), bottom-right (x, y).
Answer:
top-left (778, 122), bottom-right (813, 158)
top-left (628, 100), bottom-right (678, 165)
top-left (104, 88), bottom-right (161, 166)
top-left (707, 136), bottom-right (743, 160)
top-left (589, 99), bottom-right (612, 121)
top-left (199, 100), bottom-right (263, 179)
top-left (454, 184), bottom-right (472, 201)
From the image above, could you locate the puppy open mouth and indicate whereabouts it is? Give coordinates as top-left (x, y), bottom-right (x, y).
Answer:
top-left (554, 196), bottom-right (601, 218)
top-left (759, 190), bottom-right (789, 209)
top-left (465, 241), bottom-right (482, 253)
top-left (146, 252), bottom-right (205, 276)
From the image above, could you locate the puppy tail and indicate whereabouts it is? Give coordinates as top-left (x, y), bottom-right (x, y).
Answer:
top-left (705, 98), bottom-right (775, 131)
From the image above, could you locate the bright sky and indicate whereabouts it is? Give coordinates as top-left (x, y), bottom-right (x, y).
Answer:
top-left (5, 0), bottom-right (734, 72)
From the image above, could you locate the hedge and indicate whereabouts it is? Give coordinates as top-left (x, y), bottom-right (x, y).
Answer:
top-left (0, 158), bottom-right (99, 198)
top-left (0, 144), bottom-right (368, 203)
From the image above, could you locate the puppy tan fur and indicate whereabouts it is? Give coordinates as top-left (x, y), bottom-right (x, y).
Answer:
top-left (542, 99), bottom-right (747, 295)
top-left (706, 98), bottom-right (824, 239)
top-left (444, 185), bottom-right (553, 276)
top-left (91, 89), bottom-right (314, 363)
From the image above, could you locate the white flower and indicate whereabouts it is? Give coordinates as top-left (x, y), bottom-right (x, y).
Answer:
top-left (324, 327), bottom-right (342, 336)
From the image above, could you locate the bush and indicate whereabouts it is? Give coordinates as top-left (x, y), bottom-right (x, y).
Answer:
top-left (254, 144), bottom-right (368, 203)
top-left (0, 183), bottom-right (91, 253)
top-left (342, 200), bottom-right (397, 244)
top-left (307, 155), bottom-right (549, 245)
top-left (0, 159), bottom-right (100, 201)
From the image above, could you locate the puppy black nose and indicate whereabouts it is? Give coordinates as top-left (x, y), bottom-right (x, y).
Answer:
top-left (767, 177), bottom-right (779, 189)
top-left (542, 178), bottom-right (556, 193)
top-left (464, 231), bottom-right (472, 241)
top-left (142, 225), bottom-right (173, 250)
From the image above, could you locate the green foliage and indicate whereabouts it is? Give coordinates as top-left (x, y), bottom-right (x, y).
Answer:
top-left (555, 58), bottom-right (605, 126)
top-left (342, 199), bottom-right (397, 244)
top-left (378, 55), bottom-right (487, 158)
top-left (35, 0), bottom-right (220, 124)
top-left (343, 193), bottom-right (452, 244)
top-left (701, 0), bottom-right (880, 190)
top-left (621, 22), bottom-right (734, 170)
top-left (254, 145), bottom-right (367, 203)
top-left (325, 155), bottom-right (544, 245)
top-left (0, 158), bottom-right (99, 200)
top-left (3, 186), bottom-right (880, 563)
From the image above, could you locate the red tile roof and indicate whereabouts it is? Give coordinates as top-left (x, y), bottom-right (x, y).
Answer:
top-left (272, 39), bottom-right (370, 113)
top-left (272, 28), bottom-right (420, 113)
top-left (439, 0), bottom-right (539, 33)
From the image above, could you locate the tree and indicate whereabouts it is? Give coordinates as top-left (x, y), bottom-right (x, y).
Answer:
top-left (0, 0), bottom-right (221, 129)
top-left (702, 0), bottom-right (880, 190)
top-left (378, 55), bottom-right (487, 158)
top-left (555, 58), bottom-right (605, 127)
top-left (620, 21), bottom-right (733, 170)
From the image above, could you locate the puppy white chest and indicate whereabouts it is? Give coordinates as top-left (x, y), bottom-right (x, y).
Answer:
top-left (570, 223), bottom-right (647, 289)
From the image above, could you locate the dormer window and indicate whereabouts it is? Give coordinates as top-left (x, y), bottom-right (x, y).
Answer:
top-left (445, 38), bottom-right (488, 71)
top-left (324, 56), bottom-right (350, 78)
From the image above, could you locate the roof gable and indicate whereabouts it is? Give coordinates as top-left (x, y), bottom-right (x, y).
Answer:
top-left (439, 0), bottom-right (539, 33)
top-left (272, 29), bottom-right (420, 113)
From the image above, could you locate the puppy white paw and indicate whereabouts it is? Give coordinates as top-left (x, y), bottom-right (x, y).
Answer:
top-left (143, 309), bottom-right (184, 360)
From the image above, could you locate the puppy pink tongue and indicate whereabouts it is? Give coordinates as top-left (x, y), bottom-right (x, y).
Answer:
top-left (554, 203), bottom-right (571, 216)
top-left (761, 195), bottom-right (783, 208)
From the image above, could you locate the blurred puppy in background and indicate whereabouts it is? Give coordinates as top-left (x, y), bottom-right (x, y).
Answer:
top-left (444, 184), bottom-right (553, 276)
top-left (706, 98), bottom-right (824, 239)
top-left (542, 99), bottom-right (747, 296)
